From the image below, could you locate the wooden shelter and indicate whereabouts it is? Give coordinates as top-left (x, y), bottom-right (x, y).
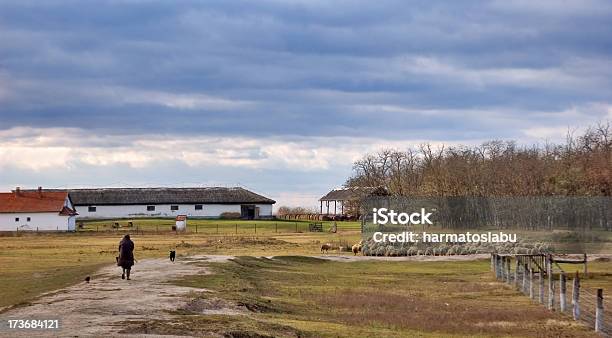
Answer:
top-left (319, 186), bottom-right (388, 218)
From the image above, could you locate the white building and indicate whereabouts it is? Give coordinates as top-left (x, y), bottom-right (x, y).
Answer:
top-left (175, 215), bottom-right (187, 231)
top-left (0, 188), bottom-right (78, 231)
top-left (66, 187), bottom-right (275, 220)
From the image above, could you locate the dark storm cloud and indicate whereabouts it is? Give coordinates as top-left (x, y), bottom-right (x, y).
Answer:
top-left (0, 0), bottom-right (611, 139)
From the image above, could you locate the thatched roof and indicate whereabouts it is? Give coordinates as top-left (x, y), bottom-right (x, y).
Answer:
top-left (319, 187), bottom-right (388, 201)
top-left (61, 187), bottom-right (275, 206)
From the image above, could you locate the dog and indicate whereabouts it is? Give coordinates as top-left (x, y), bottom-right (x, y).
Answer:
top-left (169, 250), bottom-right (176, 262)
top-left (320, 243), bottom-right (332, 253)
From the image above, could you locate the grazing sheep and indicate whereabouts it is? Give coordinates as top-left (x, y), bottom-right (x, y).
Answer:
top-left (321, 243), bottom-right (332, 253)
top-left (351, 243), bottom-right (362, 255)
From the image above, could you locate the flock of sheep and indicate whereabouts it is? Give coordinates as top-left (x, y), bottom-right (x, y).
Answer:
top-left (320, 241), bottom-right (363, 255)
top-left (321, 238), bottom-right (554, 256)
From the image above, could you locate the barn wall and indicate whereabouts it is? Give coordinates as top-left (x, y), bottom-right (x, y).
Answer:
top-left (257, 204), bottom-right (273, 217)
top-left (74, 203), bottom-right (274, 219)
top-left (0, 212), bottom-right (70, 231)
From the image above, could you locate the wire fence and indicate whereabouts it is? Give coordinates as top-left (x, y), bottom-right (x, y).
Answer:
top-left (3, 220), bottom-right (363, 237)
top-left (492, 253), bottom-right (610, 337)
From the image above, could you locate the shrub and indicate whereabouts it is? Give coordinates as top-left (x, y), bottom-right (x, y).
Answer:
top-left (219, 212), bottom-right (241, 219)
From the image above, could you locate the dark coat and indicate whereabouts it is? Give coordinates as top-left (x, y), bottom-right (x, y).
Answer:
top-left (118, 238), bottom-right (135, 269)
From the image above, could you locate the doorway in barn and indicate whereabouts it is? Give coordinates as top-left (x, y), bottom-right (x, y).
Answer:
top-left (241, 205), bottom-right (256, 219)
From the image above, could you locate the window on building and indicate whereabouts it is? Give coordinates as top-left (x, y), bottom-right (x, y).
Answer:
top-left (171, 205), bottom-right (179, 211)
top-left (15, 217), bottom-right (19, 222)
top-left (147, 205), bottom-right (156, 211)
top-left (27, 217), bottom-right (31, 222)
top-left (88, 206), bottom-right (97, 212)
top-left (195, 204), bottom-right (203, 210)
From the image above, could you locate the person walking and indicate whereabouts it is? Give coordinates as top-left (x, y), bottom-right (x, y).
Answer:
top-left (117, 234), bottom-right (135, 280)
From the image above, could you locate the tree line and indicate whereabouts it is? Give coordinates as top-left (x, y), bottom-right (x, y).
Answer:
top-left (347, 122), bottom-right (611, 197)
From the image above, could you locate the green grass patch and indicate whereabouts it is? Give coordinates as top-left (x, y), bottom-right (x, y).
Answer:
top-left (79, 218), bottom-right (362, 235)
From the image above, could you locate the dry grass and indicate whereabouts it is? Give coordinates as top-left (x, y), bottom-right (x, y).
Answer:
top-left (170, 256), bottom-right (602, 337)
top-left (306, 289), bottom-right (589, 337)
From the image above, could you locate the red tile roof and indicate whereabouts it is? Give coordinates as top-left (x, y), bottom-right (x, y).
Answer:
top-left (0, 191), bottom-right (74, 214)
top-left (59, 206), bottom-right (78, 216)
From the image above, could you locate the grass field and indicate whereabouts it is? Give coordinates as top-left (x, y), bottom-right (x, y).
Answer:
top-left (0, 220), bottom-right (362, 310)
top-left (120, 256), bottom-right (601, 337)
top-left (78, 218), bottom-right (362, 235)
top-left (0, 219), bottom-right (610, 337)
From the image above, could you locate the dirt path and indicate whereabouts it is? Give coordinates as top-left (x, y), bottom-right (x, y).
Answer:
top-left (0, 255), bottom-right (235, 337)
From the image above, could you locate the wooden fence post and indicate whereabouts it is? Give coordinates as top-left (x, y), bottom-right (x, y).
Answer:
top-left (515, 258), bottom-right (520, 289)
top-left (254, 223), bottom-right (257, 234)
top-left (539, 268), bottom-right (545, 304)
top-left (523, 263), bottom-right (528, 294)
top-left (547, 255), bottom-right (554, 310)
top-left (491, 253), bottom-right (495, 273)
top-left (595, 289), bottom-right (603, 332)
top-left (216, 223), bottom-right (219, 234)
top-left (275, 222), bottom-right (278, 233)
top-left (584, 253), bottom-right (588, 277)
top-left (493, 254), bottom-right (498, 278)
top-left (235, 223), bottom-right (238, 234)
top-left (572, 271), bottom-right (580, 320)
top-left (560, 272), bottom-right (567, 312)
top-left (195, 224), bottom-right (198, 233)
top-left (530, 266), bottom-right (535, 299)
top-left (506, 257), bottom-right (511, 284)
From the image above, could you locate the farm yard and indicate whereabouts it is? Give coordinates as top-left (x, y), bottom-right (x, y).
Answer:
top-left (0, 219), bottom-right (361, 311)
top-left (0, 219), bottom-right (611, 337)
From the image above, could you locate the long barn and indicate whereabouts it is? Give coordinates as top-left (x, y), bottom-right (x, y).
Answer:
top-left (66, 187), bottom-right (275, 220)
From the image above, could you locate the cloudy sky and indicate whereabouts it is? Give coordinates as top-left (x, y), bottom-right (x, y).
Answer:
top-left (1, 0), bottom-right (611, 207)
